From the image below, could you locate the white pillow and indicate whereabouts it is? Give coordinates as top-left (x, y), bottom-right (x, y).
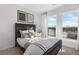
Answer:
top-left (20, 30), bottom-right (29, 38)
top-left (23, 44), bottom-right (44, 55)
top-left (34, 32), bottom-right (42, 37)
top-left (29, 30), bottom-right (34, 33)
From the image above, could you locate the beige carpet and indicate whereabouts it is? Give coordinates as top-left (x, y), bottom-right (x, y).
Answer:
top-left (0, 46), bottom-right (79, 55)
top-left (58, 46), bottom-right (79, 55)
top-left (0, 47), bottom-right (23, 55)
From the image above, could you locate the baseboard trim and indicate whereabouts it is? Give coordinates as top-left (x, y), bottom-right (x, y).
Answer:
top-left (0, 46), bottom-right (15, 51)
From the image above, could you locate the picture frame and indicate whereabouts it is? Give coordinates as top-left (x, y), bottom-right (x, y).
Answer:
top-left (27, 13), bottom-right (34, 24)
top-left (17, 10), bottom-right (28, 23)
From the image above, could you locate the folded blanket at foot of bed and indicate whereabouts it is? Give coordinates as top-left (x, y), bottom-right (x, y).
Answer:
top-left (23, 39), bottom-right (61, 55)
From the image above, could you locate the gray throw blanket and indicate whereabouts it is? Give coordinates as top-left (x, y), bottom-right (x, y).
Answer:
top-left (24, 42), bottom-right (46, 52)
top-left (24, 42), bottom-right (31, 49)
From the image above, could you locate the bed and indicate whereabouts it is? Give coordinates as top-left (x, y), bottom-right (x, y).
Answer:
top-left (15, 23), bottom-right (62, 55)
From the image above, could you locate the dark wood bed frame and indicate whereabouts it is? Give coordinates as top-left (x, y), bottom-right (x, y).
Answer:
top-left (15, 23), bottom-right (62, 55)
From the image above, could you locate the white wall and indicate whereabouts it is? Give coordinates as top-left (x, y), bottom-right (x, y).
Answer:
top-left (0, 4), bottom-right (41, 50)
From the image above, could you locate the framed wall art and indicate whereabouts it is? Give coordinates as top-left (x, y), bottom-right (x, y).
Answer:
top-left (17, 10), bottom-right (28, 23)
top-left (27, 13), bottom-right (34, 24)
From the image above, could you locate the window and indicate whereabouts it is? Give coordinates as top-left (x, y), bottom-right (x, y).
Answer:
top-left (48, 16), bottom-right (56, 37)
top-left (62, 12), bottom-right (79, 40)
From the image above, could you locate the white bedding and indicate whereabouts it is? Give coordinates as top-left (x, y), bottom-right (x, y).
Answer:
top-left (24, 38), bottom-right (60, 55)
top-left (17, 37), bottom-right (59, 48)
top-left (17, 37), bottom-right (45, 47)
top-left (17, 38), bottom-right (29, 48)
top-left (17, 37), bottom-right (61, 55)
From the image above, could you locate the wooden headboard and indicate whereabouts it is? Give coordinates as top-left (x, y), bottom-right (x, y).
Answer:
top-left (15, 23), bottom-right (36, 47)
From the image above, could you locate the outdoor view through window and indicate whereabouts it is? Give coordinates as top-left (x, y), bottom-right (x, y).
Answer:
top-left (62, 12), bottom-right (78, 40)
top-left (48, 12), bottom-right (79, 40)
top-left (48, 16), bottom-right (56, 37)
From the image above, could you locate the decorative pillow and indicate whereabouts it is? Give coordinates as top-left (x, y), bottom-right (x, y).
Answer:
top-left (29, 30), bottom-right (34, 33)
top-left (28, 32), bottom-right (35, 38)
top-left (28, 30), bottom-right (35, 38)
top-left (20, 30), bottom-right (35, 38)
top-left (34, 32), bottom-right (42, 37)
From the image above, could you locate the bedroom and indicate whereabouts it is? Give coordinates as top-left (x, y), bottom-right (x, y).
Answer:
top-left (0, 4), bottom-right (79, 55)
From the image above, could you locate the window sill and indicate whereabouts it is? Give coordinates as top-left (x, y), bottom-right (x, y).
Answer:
top-left (62, 38), bottom-right (77, 42)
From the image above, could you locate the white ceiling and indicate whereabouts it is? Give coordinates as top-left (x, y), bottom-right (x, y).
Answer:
top-left (18, 4), bottom-right (64, 13)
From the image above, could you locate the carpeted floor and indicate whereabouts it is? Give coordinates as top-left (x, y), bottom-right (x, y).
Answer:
top-left (0, 47), bottom-right (23, 55)
top-left (0, 46), bottom-right (79, 55)
top-left (58, 46), bottom-right (79, 55)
